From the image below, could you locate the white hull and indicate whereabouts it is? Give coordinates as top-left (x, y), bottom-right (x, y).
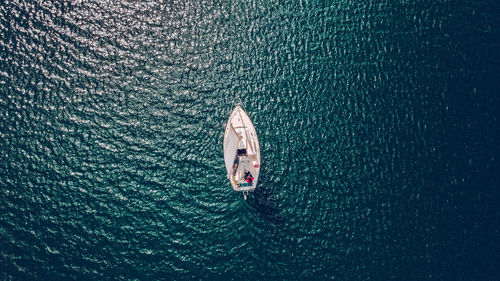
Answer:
top-left (223, 106), bottom-right (261, 195)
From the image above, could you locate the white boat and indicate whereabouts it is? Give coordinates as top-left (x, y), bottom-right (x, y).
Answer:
top-left (223, 105), bottom-right (261, 199)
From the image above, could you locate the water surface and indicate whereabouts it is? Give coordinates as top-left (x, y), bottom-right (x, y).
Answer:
top-left (1, 0), bottom-right (499, 279)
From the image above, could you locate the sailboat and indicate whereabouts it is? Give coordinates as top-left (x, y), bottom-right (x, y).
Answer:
top-left (223, 105), bottom-right (261, 199)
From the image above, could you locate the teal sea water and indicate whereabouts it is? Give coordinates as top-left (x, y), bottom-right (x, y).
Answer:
top-left (1, 0), bottom-right (499, 279)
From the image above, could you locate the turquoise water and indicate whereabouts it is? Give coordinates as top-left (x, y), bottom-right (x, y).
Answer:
top-left (1, 0), bottom-right (499, 279)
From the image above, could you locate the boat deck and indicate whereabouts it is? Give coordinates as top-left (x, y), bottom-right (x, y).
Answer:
top-left (224, 105), bottom-right (260, 194)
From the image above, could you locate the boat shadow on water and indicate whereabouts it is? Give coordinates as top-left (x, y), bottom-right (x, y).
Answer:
top-left (244, 174), bottom-right (285, 227)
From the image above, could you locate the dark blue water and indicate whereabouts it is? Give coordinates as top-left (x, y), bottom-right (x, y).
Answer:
top-left (1, 0), bottom-right (499, 279)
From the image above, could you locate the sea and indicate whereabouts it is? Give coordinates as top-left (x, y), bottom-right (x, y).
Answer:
top-left (1, 0), bottom-right (499, 280)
